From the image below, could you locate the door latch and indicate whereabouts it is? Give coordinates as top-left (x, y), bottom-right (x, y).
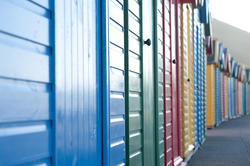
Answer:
top-left (144, 39), bottom-right (151, 46)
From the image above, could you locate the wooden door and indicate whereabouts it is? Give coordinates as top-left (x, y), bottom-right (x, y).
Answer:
top-left (125, 0), bottom-right (155, 165)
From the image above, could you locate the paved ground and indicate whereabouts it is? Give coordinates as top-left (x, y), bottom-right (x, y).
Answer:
top-left (188, 115), bottom-right (250, 166)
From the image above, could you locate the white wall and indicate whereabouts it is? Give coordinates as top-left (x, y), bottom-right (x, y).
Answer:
top-left (212, 18), bottom-right (250, 67)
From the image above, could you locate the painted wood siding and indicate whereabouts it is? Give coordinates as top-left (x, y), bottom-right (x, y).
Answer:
top-left (125, 0), bottom-right (144, 164)
top-left (187, 4), bottom-right (195, 150)
top-left (108, 0), bottom-right (126, 165)
top-left (215, 68), bottom-right (221, 126)
top-left (54, 0), bottom-right (102, 165)
top-left (163, 0), bottom-right (175, 166)
top-left (180, 4), bottom-right (189, 158)
top-left (0, 1), bottom-right (53, 165)
top-left (155, 0), bottom-right (165, 165)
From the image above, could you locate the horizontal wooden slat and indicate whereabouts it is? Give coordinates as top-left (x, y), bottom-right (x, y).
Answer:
top-left (109, 20), bottom-right (124, 48)
top-left (110, 68), bottom-right (125, 92)
top-left (129, 113), bottom-right (142, 131)
top-left (129, 75), bottom-right (141, 92)
top-left (110, 43), bottom-right (124, 70)
top-left (0, 90), bottom-right (51, 123)
top-left (0, 121), bottom-right (52, 165)
top-left (110, 138), bottom-right (125, 166)
top-left (0, 1), bottom-right (51, 46)
top-left (110, 0), bottom-right (124, 27)
top-left (110, 93), bottom-right (125, 116)
top-left (129, 33), bottom-right (140, 55)
top-left (129, 93), bottom-right (141, 111)
top-left (0, 42), bottom-right (50, 82)
top-left (110, 119), bottom-right (125, 139)
top-left (130, 151), bottom-right (142, 166)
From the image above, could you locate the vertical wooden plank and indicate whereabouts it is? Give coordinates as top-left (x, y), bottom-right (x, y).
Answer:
top-left (55, 0), bottom-right (102, 165)
top-left (143, 0), bottom-right (155, 165)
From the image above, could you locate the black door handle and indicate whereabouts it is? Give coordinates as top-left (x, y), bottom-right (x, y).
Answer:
top-left (144, 39), bottom-right (151, 46)
top-left (172, 59), bottom-right (176, 64)
top-left (187, 78), bottom-right (190, 82)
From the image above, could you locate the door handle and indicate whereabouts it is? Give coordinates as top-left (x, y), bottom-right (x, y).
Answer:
top-left (172, 59), bottom-right (176, 64)
top-left (144, 39), bottom-right (151, 46)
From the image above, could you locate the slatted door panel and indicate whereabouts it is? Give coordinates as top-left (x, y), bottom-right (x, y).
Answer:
top-left (246, 83), bottom-right (249, 114)
top-left (245, 83), bottom-right (248, 114)
top-left (126, 0), bottom-right (143, 165)
top-left (193, 8), bottom-right (199, 147)
top-left (155, 0), bottom-right (165, 165)
top-left (248, 84), bottom-right (250, 114)
top-left (235, 80), bottom-right (239, 116)
top-left (212, 66), bottom-right (216, 123)
top-left (171, 2), bottom-right (184, 165)
top-left (207, 65), bottom-right (214, 127)
top-left (109, 0), bottom-right (126, 165)
top-left (228, 77), bottom-right (232, 119)
top-left (215, 68), bottom-right (221, 125)
top-left (187, 5), bottom-right (195, 150)
top-left (126, 0), bottom-right (155, 165)
top-left (197, 21), bottom-right (202, 143)
top-left (239, 82), bottom-right (242, 115)
top-left (163, 0), bottom-right (174, 166)
top-left (201, 27), bottom-right (207, 141)
top-left (210, 65), bottom-right (216, 126)
top-left (242, 83), bottom-right (246, 115)
top-left (246, 84), bottom-right (249, 114)
top-left (0, 1), bottom-right (53, 165)
top-left (170, 0), bottom-right (180, 164)
top-left (177, 3), bottom-right (183, 160)
top-left (233, 79), bottom-right (236, 117)
top-left (221, 72), bottom-right (225, 120)
top-left (180, 4), bottom-right (189, 158)
top-left (225, 75), bottom-right (229, 119)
